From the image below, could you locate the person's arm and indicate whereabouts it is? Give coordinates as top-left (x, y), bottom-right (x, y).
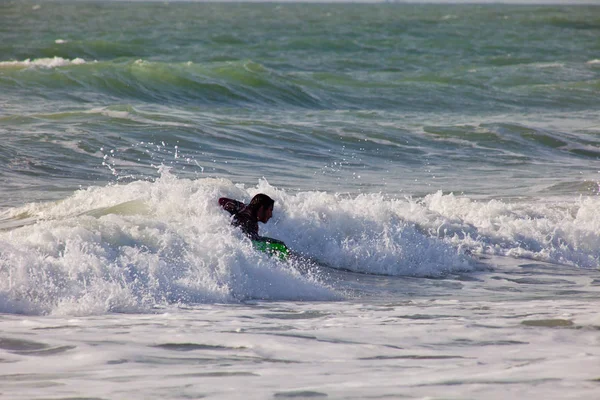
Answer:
top-left (219, 198), bottom-right (245, 215)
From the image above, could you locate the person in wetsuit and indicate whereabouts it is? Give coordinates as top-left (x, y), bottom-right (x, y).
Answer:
top-left (218, 193), bottom-right (278, 242)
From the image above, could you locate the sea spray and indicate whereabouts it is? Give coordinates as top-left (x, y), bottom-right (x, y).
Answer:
top-left (0, 174), bottom-right (338, 316)
top-left (3, 172), bottom-right (599, 315)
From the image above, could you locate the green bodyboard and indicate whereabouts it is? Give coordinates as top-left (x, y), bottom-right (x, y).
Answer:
top-left (252, 240), bottom-right (290, 261)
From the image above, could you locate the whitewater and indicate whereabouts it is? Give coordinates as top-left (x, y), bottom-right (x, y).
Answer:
top-left (1, 2), bottom-right (600, 399)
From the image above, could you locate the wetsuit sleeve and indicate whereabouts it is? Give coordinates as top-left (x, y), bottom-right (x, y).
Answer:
top-left (218, 198), bottom-right (261, 240)
top-left (218, 197), bottom-right (246, 215)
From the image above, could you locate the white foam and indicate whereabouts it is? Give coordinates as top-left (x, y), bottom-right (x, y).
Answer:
top-left (0, 57), bottom-right (87, 69)
top-left (532, 62), bottom-right (565, 69)
top-left (441, 14), bottom-right (457, 20)
top-left (263, 187), bottom-right (472, 277)
top-left (86, 107), bottom-right (132, 120)
top-left (1, 172), bottom-right (598, 316)
top-left (0, 172), bottom-right (337, 316)
top-left (413, 191), bottom-right (600, 268)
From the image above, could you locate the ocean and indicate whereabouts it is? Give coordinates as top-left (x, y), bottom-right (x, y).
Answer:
top-left (1, 1), bottom-right (600, 399)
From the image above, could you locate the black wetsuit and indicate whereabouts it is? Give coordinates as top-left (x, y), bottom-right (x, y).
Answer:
top-left (218, 197), bottom-right (260, 240)
top-left (218, 197), bottom-right (286, 247)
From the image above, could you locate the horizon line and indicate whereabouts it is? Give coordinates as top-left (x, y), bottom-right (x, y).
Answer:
top-left (34, 0), bottom-right (600, 4)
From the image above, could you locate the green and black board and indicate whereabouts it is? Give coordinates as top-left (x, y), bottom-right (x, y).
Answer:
top-left (252, 239), bottom-right (290, 261)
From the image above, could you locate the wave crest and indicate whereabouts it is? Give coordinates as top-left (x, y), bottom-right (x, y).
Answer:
top-left (0, 57), bottom-right (88, 69)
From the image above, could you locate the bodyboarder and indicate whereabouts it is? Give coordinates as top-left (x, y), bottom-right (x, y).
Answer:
top-left (218, 194), bottom-right (288, 258)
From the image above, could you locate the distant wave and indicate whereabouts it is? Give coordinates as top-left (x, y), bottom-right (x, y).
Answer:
top-left (0, 58), bottom-right (328, 108)
top-left (2, 56), bottom-right (598, 112)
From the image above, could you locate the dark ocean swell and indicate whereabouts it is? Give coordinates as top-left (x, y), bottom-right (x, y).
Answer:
top-left (0, 59), bottom-right (327, 108)
top-left (1, 2), bottom-right (599, 207)
top-left (2, 57), bottom-right (600, 113)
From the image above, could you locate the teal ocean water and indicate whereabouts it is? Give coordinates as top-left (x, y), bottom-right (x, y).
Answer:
top-left (1, 0), bottom-right (600, 295)
top-left (2, 2), bottom-right (600, 204)
top-left (1, 0), bottom-right (600, 296)
top-left (1, 4), bottom-right (600, 398)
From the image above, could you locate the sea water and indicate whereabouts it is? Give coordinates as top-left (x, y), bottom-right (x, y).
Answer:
top-left (1, 2), bottom-right (600, 399)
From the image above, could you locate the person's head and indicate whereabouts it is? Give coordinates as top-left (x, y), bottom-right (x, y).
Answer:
top-left (248, 193), bottom-right (274, 223)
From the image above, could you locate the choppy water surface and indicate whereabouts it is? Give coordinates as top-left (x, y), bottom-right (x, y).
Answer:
top-left (1, 2), bottom-right (600, 399)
